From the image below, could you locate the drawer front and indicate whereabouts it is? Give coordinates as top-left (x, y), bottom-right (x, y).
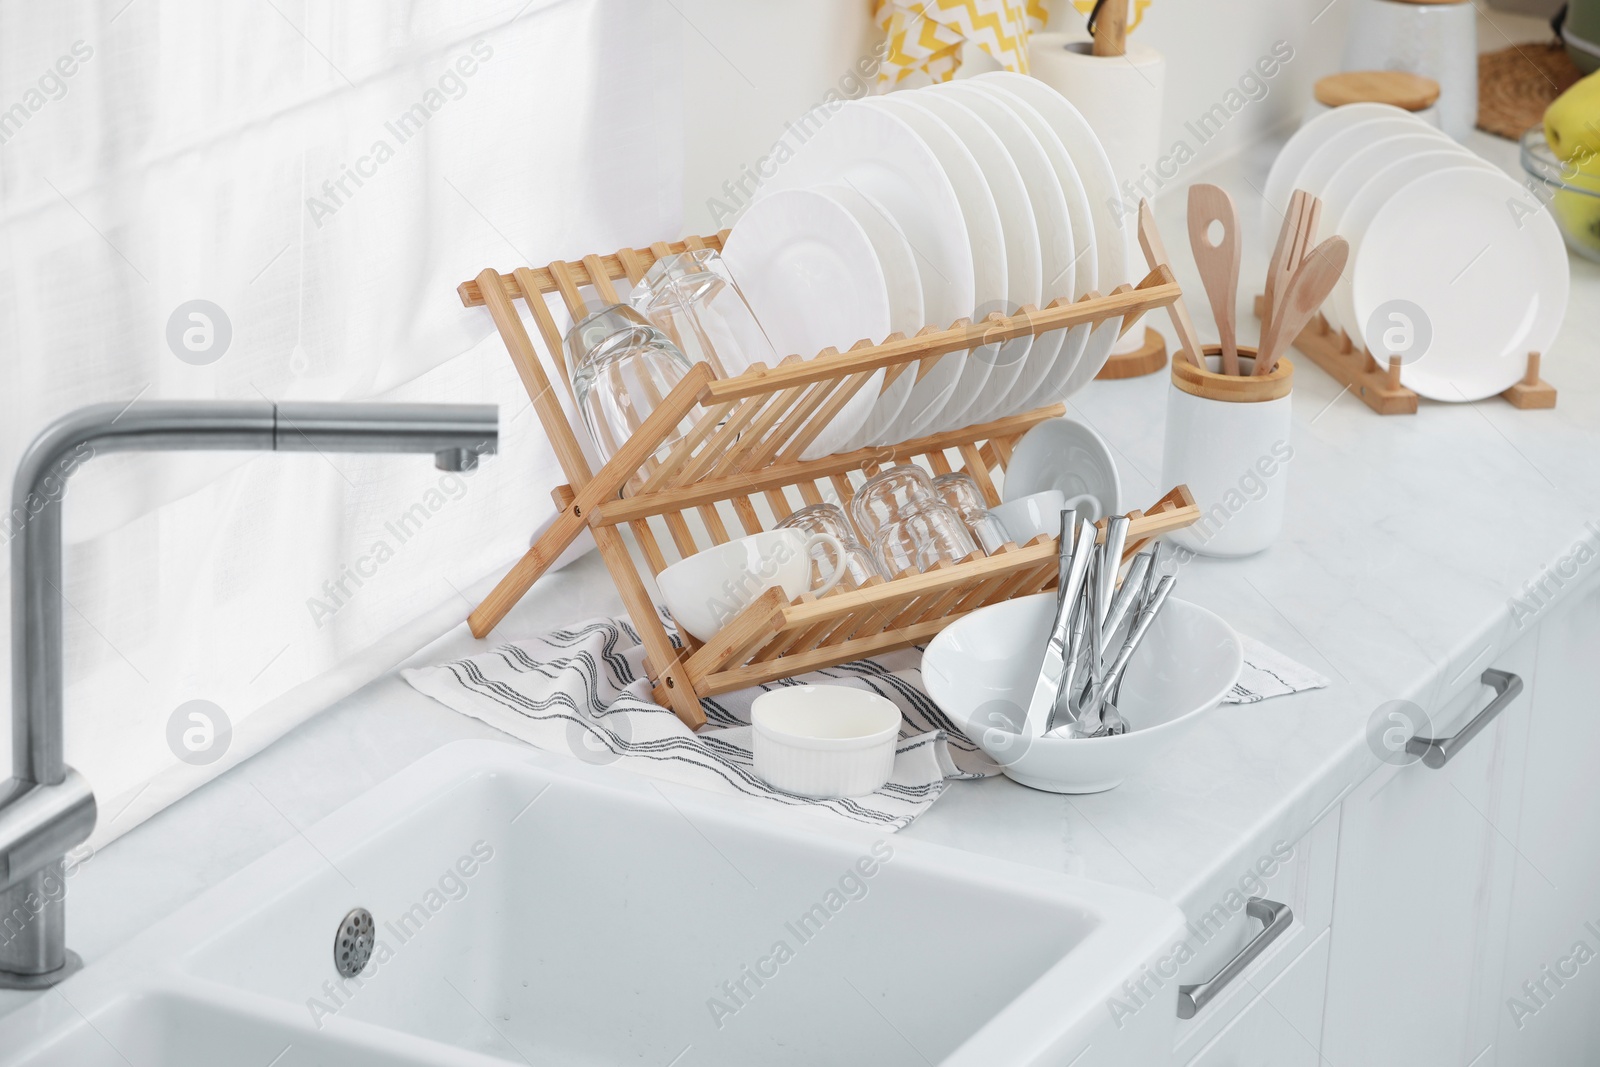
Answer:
top-left (1185, 930), bottom-right (1333, 1067)
top-left (1170, 812), bottom-right (1338, 1060)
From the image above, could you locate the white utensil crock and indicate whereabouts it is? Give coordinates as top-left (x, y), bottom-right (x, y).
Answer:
top-left (1161, 348), bottom-right (1294, 558)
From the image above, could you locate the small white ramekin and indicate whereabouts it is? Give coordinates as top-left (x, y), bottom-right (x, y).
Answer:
top-left (751, 686), bottom-right (902, 798)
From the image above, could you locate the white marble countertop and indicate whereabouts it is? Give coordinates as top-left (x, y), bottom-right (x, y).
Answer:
top-left (7, 114), bottom-right (1600, 1018)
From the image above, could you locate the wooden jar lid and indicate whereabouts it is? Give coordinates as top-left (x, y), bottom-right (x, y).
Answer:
top-left (1172, 347), bottom-right (1293, 402)
top-left (1315, 70), bottom-right (1442, 111)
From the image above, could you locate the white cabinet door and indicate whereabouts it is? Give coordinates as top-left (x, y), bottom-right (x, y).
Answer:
top-left (1186, 931), bottom-right (1331, 1067)
top-left (1322, 634), bottom-right (1539, 1067)
top-left (1497, 584), bottom-right (1600, 1066)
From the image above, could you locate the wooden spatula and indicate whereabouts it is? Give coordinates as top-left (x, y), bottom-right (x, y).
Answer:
top-left (1136, 198), bottom-right (1204, 367)
top-left (1187, 184), bottom-right (1243, 375)
top-left (1257, 235), bottom-right (1348, 376)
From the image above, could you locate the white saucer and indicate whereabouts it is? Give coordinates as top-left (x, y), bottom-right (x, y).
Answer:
top-left (1001, 417), bottom-right (1122, 520)
top-left (721, 188), bottom-right (891, 457)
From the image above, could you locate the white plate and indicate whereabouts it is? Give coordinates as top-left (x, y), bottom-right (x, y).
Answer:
top-left (814, 183), bottom-right (924, 451)
top-left (1260, 102), bottom-right (1415, 242)
top-left (1318, 132), bottom-right (1471, 240)
top-left (758, 101), bottom-right (975, 446)
top-left (721, 189), bottom-right (891, 457)
top-left (933, 81), bottom-right (1077, 419)
top-left (1327, 150), bottom-right (1494, 338)
top-left (902, 90), bottom-right (1043, 427)
top-left (980, 72), bottom-right (1131, 292)
top-left (1060, 309), bottom-right (1125, 399)
top-left (1000, 416), bottom-right (1121, 520)
top-left (1291, 114), bottom-right (1449, 205)
top-left (867, 95), bottom-right (1008, 437)
top-left (966, 82), bottom-right (1098, 408)
top-left (1353, 166), bottom-right (1569, 401)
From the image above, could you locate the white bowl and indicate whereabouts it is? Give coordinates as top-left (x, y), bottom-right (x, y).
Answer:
top-left (751, 685), bottom-right (902, 798)
top-left (921, 593), bottom-right (1242, 793)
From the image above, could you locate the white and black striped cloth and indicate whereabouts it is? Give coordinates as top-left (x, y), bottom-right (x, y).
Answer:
top-left (403, 617), bottom-right (1327, 831)
top-left (403, 615), bottom-right (1000, 831)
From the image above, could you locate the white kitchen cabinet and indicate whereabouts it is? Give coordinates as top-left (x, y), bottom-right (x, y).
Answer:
top-left (1321, 632), bottom-right (1540, 1067)
top-left (1186, 931), bottom-right (1331, 1067)
top-left (1169, 814), bottom-right (1338, 1063)
top-left (1496, 585), bottom-right (1600, 1066)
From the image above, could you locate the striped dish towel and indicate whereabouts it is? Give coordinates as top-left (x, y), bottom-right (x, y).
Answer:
top-left (402, 616), bottom-right (1001, 832)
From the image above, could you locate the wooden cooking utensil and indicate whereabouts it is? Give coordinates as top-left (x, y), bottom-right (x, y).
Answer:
top-left (1092, 0), bottom-right (1128, 56)
top-left (1257, 235), bottom-right (1349, 376)
top-left (1186, 184), bottom-right (1243, 375)
top-left (1137, 199), bottom-right (1204, 367)
top-left (1262, 189), bottom-right (1307, 336)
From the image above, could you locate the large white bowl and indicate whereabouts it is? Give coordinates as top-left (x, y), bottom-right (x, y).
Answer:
top-left (922, 593), bottom-right (1242, 793)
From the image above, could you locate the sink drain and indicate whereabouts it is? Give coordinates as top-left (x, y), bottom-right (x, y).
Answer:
top-left (334, 907), bottom-right (375, 978)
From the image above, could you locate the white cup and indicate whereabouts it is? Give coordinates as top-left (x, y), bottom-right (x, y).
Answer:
top-left (989, 490), bottom-right (1067, 544)
top-left (657, 529), bottom-right (846, 642)
top-left (752, 685), bottom-right (902, 798)
top-left (1161, 349), bottom-right (1293, 558)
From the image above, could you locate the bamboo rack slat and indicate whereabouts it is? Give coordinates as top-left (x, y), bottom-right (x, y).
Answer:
top-left (461, 234), bottom-right (1194, 728)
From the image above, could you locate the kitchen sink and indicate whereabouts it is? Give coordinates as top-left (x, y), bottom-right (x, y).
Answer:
top-left (0, 741), bottom-right (1183, 1066)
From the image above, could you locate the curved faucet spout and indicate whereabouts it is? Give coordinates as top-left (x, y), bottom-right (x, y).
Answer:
top-left (0, 399), bottom-right (497, 986)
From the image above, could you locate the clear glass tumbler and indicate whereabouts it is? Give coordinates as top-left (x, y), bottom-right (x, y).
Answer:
top-left (872, 499), bottom-right (979, 578)
top-left (778, 502), bottom-right (886, 592)
top-left (850, 464), bottom-right (937, 543)
top-left (565, 304), bottom-right (698, 494)
top-left (932, 472), bottom-right (1010, 555)
top-left (632, 249), bottom-right (777, 379)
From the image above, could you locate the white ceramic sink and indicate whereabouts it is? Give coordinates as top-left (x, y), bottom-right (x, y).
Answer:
top-left (0, 741), bottom-right (1183, 1065)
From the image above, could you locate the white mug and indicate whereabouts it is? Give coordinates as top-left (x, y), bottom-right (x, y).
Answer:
top-left (990, 490), bottom-right (1067, 544)
top-left (657, 529), bottom-right (846, 642)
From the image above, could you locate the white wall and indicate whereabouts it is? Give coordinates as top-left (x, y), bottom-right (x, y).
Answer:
top-left (677, 0), bottom-right (1354, 234)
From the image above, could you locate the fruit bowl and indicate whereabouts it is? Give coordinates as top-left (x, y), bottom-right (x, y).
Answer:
top-left (1522, 126), bottom-right (1600, 263)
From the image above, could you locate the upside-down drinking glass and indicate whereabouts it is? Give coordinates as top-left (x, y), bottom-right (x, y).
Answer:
top-left (932, 471), bottom-right (1010, 555)
top-left (632, 249), bottom-right (778, 379)
top-left (872, 499), bottom-right (980, 578)
top-left (565, 304), bottom-right (699, 495)
top-left (778, 502), bottom-right (886, 592)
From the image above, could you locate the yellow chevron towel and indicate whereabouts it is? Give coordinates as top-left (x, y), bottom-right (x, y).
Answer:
top-left (874, 0), bottom-right (1050, 87)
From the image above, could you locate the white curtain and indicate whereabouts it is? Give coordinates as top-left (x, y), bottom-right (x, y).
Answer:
top-left (0, 0), bottom-right (683, 843)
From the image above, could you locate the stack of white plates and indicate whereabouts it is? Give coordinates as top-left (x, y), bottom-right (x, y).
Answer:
top-left (720, 72), bottom-right (1135, 457)
top-left (1263, 103), bottom-right (1569, 402)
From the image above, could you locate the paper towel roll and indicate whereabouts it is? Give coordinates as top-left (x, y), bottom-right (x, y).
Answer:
top-left (1027, 34), bottom-right (1166, 193)
top-left (1028, 34), bottom-right (1166, 351)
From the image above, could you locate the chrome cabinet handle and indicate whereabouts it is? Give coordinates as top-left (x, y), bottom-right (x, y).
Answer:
top-left (1177, 897), bottom-right (1292, 1019)
top-left (1405, 668), bottom-right (1523, 770)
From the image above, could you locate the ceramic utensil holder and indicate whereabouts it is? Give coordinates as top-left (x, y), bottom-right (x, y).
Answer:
top-left (1162, 347), bottom-right (1293, 558)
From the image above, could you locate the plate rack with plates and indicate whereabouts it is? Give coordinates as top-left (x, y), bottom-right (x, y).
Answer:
top-left (457, 233), bottom-right (1199, 728)
top-left (1247, 297), bottom-right (1556, 415)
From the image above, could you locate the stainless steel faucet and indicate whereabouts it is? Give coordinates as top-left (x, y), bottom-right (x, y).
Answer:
top-left (0, 400), bottom-right (498, 988)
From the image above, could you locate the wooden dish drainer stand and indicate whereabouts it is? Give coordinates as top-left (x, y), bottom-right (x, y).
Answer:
top-left (1249, 295), bottom-right (1556, 415)
top-left (460, 233), bottom-right (1201, 729)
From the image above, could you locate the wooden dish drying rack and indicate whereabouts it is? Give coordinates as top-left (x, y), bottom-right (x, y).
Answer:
top-left (460, 232), bottom-right (1200, 729)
